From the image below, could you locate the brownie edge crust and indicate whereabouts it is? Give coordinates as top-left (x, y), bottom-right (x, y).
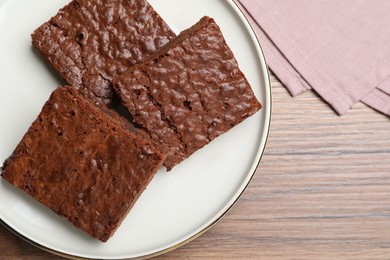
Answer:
top-left (1, 86), bottom-right (166, 242)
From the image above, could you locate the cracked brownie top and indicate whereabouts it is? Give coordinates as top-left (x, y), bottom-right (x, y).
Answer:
top-left (114, 16), bottom-right (262, 170)
top-left (31, 0), bottom-right (175, 107)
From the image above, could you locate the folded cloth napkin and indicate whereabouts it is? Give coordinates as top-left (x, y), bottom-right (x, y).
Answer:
top-left (236, 0), bottom-right (390, 116)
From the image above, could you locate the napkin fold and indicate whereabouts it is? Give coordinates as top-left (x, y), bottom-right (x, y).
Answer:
top-left (236, 0), bottom-right (390, 116)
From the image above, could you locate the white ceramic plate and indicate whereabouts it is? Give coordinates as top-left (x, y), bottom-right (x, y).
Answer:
top-left (0, 0), bottom-right (271, 259)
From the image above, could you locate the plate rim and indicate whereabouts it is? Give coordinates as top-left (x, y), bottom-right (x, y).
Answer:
top-left (0, 0), bottom-right (272, 259)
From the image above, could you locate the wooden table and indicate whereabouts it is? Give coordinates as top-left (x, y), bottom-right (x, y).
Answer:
top-left (1, 73), bottom-right (389, 259)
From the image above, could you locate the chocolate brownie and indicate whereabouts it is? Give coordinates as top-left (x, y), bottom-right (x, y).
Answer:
top-left (31, 0), bottom-right (175, 107)
top-left (114, 16), bottom-right (262, 170)
top-left (1, 86), bottom-right (166, 242)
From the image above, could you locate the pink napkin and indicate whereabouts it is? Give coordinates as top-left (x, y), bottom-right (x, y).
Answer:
top-left (236, 0), bottom-right (390, 116)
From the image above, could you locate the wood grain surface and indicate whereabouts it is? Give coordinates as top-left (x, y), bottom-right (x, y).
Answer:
top-left (1, 74), bottom-right (389, 260)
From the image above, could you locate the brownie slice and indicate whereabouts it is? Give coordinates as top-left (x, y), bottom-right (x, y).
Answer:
top-left (31, 0), bottom-right (175, 107)
top-left (1, 86), bottom-right (166, 242)
top-left (113, 16), bottom-right (262, 170)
